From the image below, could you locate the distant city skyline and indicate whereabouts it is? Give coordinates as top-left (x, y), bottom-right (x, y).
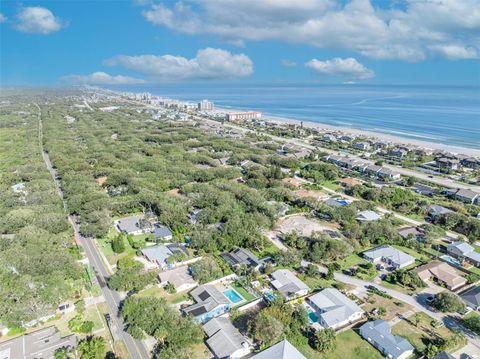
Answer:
top-left (1, 0), bottom-right (479, 86)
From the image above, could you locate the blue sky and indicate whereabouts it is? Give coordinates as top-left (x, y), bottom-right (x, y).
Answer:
top-left (1, 0), bottom-right (479, 86)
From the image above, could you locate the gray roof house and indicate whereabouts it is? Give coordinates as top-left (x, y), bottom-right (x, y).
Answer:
top-left (455, 188), bottom-right (480, 204)
top-left (360, 320), bottom-right (414, 359)
top-left (115, 214), bottom-right (158, 235)
top-left (432, 352), bottom-right (455, 359)
top-left (447, 241), bottom-right (480, 267)
top-left (203, 317), bottom-right (251, 359)
top-left (221, 248), bottom-right (267, 271)
top-left (0, 326), bottom-right (77, 359)
top-left (251, 339), bottom-right (306, 359)
top-left (460, 286), bottom-right (480, 310)
top-left (153, 224), bottom-right (173, 240)
top-left (141, 244), bottom-right (188, 268)
top-left (356, 210), bottom-right (381, 222)
top-left (363, 245), bottom-right (416, 269)
top-left (307, 288), bottom-right (364, 330)
top-left (270, 269), bottom-right (309, 300)
top-left (183, 285), bottom-right (230, 324)
top-left (429, 205), bottom-right (453, 219)
top-left (377, 168), bottom-right (401, 180)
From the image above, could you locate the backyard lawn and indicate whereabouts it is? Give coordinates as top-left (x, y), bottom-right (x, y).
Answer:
top-left (322, 329), bottom-right (384, 359)
top-left (362, 293), bottom-right (413, 321)
top-left (137, 285), bottom-right (190, 305)
top-left (337, 254), bottom-right (368, 270)
top-left (231, 282), bottom-right (256, 302)
top-left (392, 312), bottom-right (466, 355)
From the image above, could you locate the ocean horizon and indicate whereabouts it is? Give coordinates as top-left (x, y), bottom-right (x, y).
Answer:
top-left (114, 83), bottom-right (480, 150)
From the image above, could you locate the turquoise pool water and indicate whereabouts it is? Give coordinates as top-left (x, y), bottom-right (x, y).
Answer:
top-left (224, 289), bottom-right (243, 303)
top-left (440, 255), bottom-right (461, 267)
top-left (306, 308), bottom-right (319, 323)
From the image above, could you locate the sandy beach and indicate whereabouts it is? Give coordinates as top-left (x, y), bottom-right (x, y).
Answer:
top-left (214, 106), bottom-right (480, 157)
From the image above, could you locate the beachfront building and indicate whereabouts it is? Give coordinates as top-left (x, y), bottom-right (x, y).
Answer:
top-left (203, 317), bottom-right (251, 359)
top-left (360, 320), bottom-right (414, 359)
top-left (226, 111), bottom-right (262, 121)
top-left (363, 245), bottom-right (416, 270)
top-left (306, 288), bottom-right (364, 330)
top-left (198, 99), bottom-right (214, 111)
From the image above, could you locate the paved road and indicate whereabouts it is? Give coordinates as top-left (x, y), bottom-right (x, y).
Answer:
top-left (198, 116), bottom-right (480, 192)
top-left (36, 104), bottom-right (150, 359)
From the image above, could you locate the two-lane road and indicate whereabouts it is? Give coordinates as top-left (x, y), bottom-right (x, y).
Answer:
top-left (36, 103), bottom-right (150, 359)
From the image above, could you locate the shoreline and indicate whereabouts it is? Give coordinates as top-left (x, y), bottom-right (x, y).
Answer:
top-left (213, 105), bottom-right (480, 157)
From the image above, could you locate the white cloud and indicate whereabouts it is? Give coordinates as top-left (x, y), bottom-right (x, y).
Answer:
top-left (15, 6), bottom-right (65, 34)
top-left (140, 0), bottom-right (480, 61)
top-left (306, 57), bottom-right (375, 80)
top-left (104, 48), bottom-right (253, 80)
top-left (61, 72), bottom-right (146, 85)
top-left (281, 59), bottom-right (297, 67)
top-left (0, 13), bottom-right (7, 23)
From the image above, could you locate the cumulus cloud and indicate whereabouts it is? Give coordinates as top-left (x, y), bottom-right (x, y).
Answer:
top-left (139, 0), bottom-right (480, 61)
top-left (15, 6), bottom-right (65, 34)
top-left (306, 57), bottom-right (374, 80)
top-left (104, 48), bottom-right (253, 80)
top-left (0, 13), bottom-right (7, 23)
top-left (61, 72), bottom-right (146, 85)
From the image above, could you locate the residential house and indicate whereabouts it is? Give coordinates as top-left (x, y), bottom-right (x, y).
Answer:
top-left (460, 286), bottom-right (480, 310)
top-left (432, 352), bottom-right (455, 359)
top-left (323, 134), bottom-right (337, 143)
top-left (307, 288), bottom-right (364, 330)
top-left (414, 261), bottom-right (466, 291)
top-left (183, 285), bottom-right (230, 323)
top-left (250, 339), bottom-right (306, 359)
top-left (203, 317), bottom-right (251, 359)
top-left (141, 243), bottom-right (188, 269)
top-left (455, 188), bottom-right (480, 204)
top-left (429, 205), bottom-right (453, 219)
top-left (221, 248), bottom-right (268, 271)
top-left (364, 164), bottom-right (382, 176)
top-left (413, 184), bottom-right (436, 196)
top-left (435, 157), bottom-right (460, 171)
top-left (339, 135), bottom-right (355, 142)
top-left (270, 269), bottom-right (309, 300)
top-left (377, 168), bottom-right (401, 181)
top-left (389, 148), bottom-right (409, 158)
top-left (447, 241), bottom-right (480, 267)
top-left (397, 226), bottom-right (425, 242)
top-left (461, 157), bottom-right (480, 169)
top-left (363, 245), bottom-right (416, 270)
top-left (153, 224), bottom-right (173, 241)
top-left (158, 266), bottom-right (198, 292)
top-left (115, 214), bottom-right (155, 235)
top-left (359, 320), bottom-right (414, 359)
top-left (354, 141), bottom-right (371, 151)
top-left (0, 326), bottom-right (77, 359)
top-left (356, 210), bottom-right (381, 222)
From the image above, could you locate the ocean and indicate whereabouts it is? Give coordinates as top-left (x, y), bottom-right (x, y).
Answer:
top-left (118, 84), bottom-right (480, 150)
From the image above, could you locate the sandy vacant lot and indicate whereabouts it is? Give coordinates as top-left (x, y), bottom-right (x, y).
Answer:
top-left (275, 214), bottom-right (338, 237)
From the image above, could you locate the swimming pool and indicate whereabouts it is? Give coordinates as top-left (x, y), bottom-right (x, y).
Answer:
top-left (223, 289), bottom-right (243, 303)
top-left (440, 255), bottom-right (461, 267)
top-left (306, 307), bottom-right (319, 324)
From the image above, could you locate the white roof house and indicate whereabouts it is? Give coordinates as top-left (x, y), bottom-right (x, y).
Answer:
top-left (251, 339), bottom-right (306, 359)
top-left (307, 288), bottom-right (364, 330)
top-left (356, 210), bottom-right (381, 222)
top-left (203, 317), bottom-right (251, 359)
top-left (447, 241), bottom-right (480, 267)
top-left (360, 320), bottom-right (414, 359)
top-left (270, 269), bottom-right (309, 300)
top-left (363, 245), bottom-right (416, 269)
